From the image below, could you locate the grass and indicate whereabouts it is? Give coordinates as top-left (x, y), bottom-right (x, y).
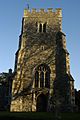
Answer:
top-left (0, 112), bottom-right (80, 120)
top-left (0, 112), bottom-right (54, 120)
top-left (61, 112), bottom-right (80, 120)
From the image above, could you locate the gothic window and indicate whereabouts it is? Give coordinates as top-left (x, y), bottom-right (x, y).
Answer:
top-left (35, 71), bottom-right (39, 87)
top-left (45, 71), bottom-right (50, 88)
top-left (40, 71), bottom-right (44, 87)
top-left (34, 64), bottom-right (50, 88)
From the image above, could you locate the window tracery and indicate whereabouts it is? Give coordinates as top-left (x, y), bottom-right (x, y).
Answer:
top-left (34, 64), bottom-right (50, 88)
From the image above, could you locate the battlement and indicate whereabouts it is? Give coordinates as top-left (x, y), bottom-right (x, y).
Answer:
top-left (24, 8), bottom-right (62, 18)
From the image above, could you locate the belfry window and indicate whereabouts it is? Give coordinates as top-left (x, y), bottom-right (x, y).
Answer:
top-left (34, 64), bottom-right (50, 88)
top-left (39, 24), bottom-right (42, 32)
top-left (37, 23), bottom-right (47, 33)
top-left (43, 23), bottom-right (46, 32)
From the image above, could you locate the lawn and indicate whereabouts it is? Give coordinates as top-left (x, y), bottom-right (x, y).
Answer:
top-left (0, 112), bottom-right (80, 120)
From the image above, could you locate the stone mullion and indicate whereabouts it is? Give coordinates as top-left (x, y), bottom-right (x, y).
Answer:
top-left (38, 70), bottom-right (41, 88)
top-left (42, 23), bottom-right (44, 32)
top-left (44, 71), bottom-right (46, 87)
top-left (44, 67), bottom-right (47, 87)
top-left (37, 23), bottom-right (39, 32)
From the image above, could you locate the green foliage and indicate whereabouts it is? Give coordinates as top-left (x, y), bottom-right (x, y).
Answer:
top-left (0, 72), bottom-right (8, 82)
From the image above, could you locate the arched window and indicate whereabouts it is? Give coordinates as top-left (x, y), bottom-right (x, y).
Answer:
top-left (43, 23), bottom-right (46, 32)
top-left (34, 64), bottom-right (50, 88)
top-left (36, 22), bottom-right (38, 32)
top-left (45, 71), bottom-right (50, 88)
top-left (39, 24), bottom-right (42, 32)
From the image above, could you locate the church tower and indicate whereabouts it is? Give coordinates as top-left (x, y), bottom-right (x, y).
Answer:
top-left (10, 8), bottom-right (75, 112)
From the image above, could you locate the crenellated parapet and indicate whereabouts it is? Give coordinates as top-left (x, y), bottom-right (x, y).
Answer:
top-left (23, 8), bottom-right (62, 32)
top-left (24, 8), bottom-right (62, 18)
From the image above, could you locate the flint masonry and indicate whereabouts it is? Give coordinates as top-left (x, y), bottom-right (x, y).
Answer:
top-left (10, 8), bottom-right (75, 112)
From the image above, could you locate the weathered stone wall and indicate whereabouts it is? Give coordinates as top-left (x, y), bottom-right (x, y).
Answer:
top-left (10, 8), bottom-right (75, 112)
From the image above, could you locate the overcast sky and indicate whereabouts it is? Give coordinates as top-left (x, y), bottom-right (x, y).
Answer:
top-left (0, 0), bottom-right (80, 90)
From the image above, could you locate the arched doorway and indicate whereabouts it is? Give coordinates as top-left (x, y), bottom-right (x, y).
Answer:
top-left (36, 94), bottom-right (48, 112)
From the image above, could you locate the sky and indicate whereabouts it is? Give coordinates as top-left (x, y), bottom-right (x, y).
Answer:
top-left (0, 0), bottom-right (80, 90)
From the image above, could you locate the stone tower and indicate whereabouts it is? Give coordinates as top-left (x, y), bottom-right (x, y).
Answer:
top-left (10, 8), bottom-right (75, 112)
